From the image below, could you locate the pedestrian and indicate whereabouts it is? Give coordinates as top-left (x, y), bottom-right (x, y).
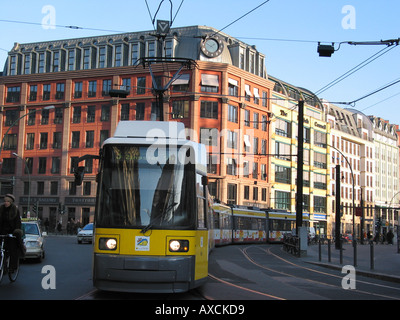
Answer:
top-left (57, 221), bottom-right (62, 234)
top-left (387, 229), bottom-right (394, 245)
top-left (44, 218), bottom-right (49, 233)
top-left (0, 194), bottom-right (25, 270)
top-left (374, 232), bottom-right (380, 244)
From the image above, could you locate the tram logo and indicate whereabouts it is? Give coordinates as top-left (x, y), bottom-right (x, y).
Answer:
top-left (135, 236), bottom-right (150, 251)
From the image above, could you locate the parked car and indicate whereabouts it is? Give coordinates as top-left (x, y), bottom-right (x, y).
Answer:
top-left (22, 220), bottom-right (46, 262)
top-left (77, 223), bottom-right (93, 244)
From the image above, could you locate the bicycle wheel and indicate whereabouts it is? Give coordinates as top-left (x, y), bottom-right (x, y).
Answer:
top-left (0, 253), bottom-right (4, 283)
top-left (7, 255), bottom-right (19, 282)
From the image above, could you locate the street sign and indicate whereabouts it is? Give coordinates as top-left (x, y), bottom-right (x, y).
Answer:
top-left (157, 20), bottom-right (170, 34)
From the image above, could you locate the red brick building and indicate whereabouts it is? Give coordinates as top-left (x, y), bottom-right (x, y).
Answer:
top-left (0, 26), bottom-right (274, 231)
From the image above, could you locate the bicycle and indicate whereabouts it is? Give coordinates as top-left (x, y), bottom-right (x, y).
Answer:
top-left (0, 234), bottom-right (20, 283)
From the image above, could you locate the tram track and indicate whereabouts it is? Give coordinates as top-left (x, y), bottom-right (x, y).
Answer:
top-left (240, 245), bottom-right (400, 300)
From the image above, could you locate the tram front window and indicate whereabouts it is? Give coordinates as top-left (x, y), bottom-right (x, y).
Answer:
top-left (96, 145), bottom-right (195, 229)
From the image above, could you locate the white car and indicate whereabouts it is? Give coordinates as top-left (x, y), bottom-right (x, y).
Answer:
top-left (22, 220), bottom-right (46, 262)
top-left (77, 223), bottom-right (93, 244)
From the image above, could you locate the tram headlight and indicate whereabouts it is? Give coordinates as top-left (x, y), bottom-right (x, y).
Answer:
top-left (169, 239), bottom-right (189, 252)
top-left (99, 237), bottom-right (117, 250)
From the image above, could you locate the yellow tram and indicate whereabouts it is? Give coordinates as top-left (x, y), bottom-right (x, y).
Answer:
top-left (75, 121), bottom-right (212, 293)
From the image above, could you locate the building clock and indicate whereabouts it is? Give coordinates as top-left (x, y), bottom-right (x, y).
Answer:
top-left (200, 36), bottom-right (224, 58)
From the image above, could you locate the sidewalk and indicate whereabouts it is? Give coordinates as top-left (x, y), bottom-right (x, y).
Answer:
top-left (302, 242), bottom-right (400, 283)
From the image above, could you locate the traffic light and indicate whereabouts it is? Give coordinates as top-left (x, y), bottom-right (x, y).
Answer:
top-left (32, 202), bottom-right (38, 214)
top-left (58, 203), bottom-right (65, 215)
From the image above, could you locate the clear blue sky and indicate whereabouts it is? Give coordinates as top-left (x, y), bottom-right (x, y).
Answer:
top-left (1, 0), bottom-right (399, 125)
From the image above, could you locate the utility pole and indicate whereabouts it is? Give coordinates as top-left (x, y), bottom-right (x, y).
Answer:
top-left (335, 165), bottom-right (341, 249)
top-left (296, 100), bottom-right (304, 235)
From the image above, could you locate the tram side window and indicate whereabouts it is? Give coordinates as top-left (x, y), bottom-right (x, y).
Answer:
top-left (196, 173), bottom-right (207, 229)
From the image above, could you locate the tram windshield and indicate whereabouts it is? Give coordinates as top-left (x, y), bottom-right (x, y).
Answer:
top-left (96, 144), bottom-right (196, 229)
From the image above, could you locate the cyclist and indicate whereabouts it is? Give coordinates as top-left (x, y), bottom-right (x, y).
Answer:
top-left (0, 194), bottom-right (25, 271)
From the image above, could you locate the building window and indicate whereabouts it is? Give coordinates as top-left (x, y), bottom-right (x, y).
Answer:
top-left (275, 190), bottom-right (290, 210)
top-left (43, 84), bottom-right (51, 100)
top-left (101, 105), bottom-right (110, 121)
top-left (226, 158), bottom-right (237, 176)
top-left (26, 133), bottom-right (35, 150)
top-left (3, 134), bottom-right (17, 150)
top-left (40, 133), bottom-right (48, 149)
top-left (68, 49), bottom-right (75, 71)
top-left (171, 100), bottom-right (189, 119)
top-left (228, 79), bottom-right (239, 97)
top-left (53, 51), bottom-right (60, 72)
top-left (56, 83), bottom-right (64, 99)
top-left (29, 85), bottom-right (37, 101)
top-left (51, 157), bottom-right (60, 174)
top-left (85, 105), bottom-right (95, 123)
top-left (171, 73), bottom-right (190, 92)
top-left (50, 181), bottom-right (58, 195)
top-left (200, 128), bottom-right (218, 147)
top-left (99, 130), bottom-right (109, 147)
top-left (83, 182), bottom-right (91, 196)
top-left (74, 82), bottom-right (83, 98)
top-left (121, 103), bottom-right (130, 120)
top-left (71, 131), bottom-right (80, 148)
top-left (1, 158), bottom-right (15, 174)
top-left (314, 196), bottom-right (326, 213)
top-left (201, 74), bottom-right (219, 93)
top-left (275, 118), bottom-right (291, 137)
top-left (244, 110), bottom-right (250, 126)
top-left (73, 106), bottom-right (81, 123)
top-left (38, 158), bottom-right (47, 174)
top-left (88, 80), bottom-right (97, 97)
top-left (227, 184), bottom-right (237, 205)
top-left (275, 165), bottom-right (291, 184)
top-left (137, 77), bottom-right (146, 94)
top-left (6, 86), bottom-right (21, 103)
top-left (227, 130), bottom-right (238, 149)
top-left (37, 181), bottom-right (45, 195)
top-left (135, 103), bottom-right (145, 120)
top-left (102, 79), bottom-right (111, 96)
top-left (86, 131), bottom-right (94, 148)
top-left (200, 101), bottom-right (218, 119)
top-left (253, 186), bottom-right (258, 201)
top-left (244, 186), bottom-right (250, 200)
top-left (54, 107), bottom-right (63, 124)
top-left (41, 109), bottom-right (50, 125)
top-left (69, 181), bottom-right (77, 196)
top-left (228, 105), bottom-right (238, 123)
top-left (53, 132), bottom-right (62, 149)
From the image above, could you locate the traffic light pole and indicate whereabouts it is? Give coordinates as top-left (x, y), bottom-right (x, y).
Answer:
top-left (296, 100), bottom-right (304, 234)
top-left (335, 165), bottom-right (341, 249)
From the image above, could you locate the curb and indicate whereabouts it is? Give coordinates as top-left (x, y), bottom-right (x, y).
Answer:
top-left (306, 261), bottom-right (400, 284)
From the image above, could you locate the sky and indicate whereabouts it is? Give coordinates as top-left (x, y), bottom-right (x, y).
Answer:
top-left (0, 0), bottom-right (399, 125)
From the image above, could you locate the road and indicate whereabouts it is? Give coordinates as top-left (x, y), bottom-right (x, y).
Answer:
top-left (2, 237), bottom-right (400, 301)
top-left (200, 244), bottom-right (400, 300)
top-left (0, 235), bottom-right (93, 300)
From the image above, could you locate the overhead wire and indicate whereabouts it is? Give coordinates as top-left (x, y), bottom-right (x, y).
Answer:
top-left (211, 0), bottom-right (271, 37)
top-left (315, 44), bottom-right (397, 96)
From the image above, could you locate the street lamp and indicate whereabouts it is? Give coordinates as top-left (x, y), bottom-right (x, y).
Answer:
top-left (330, 144), bottom-right (357, 266)
top-left (13, 152), bottom-right (30, 216)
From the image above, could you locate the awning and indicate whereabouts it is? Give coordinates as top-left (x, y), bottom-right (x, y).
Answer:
top-left (172, 73), bottom-right (190, 85)
top-left (245, 84), bottom-right (252, 96)
top-left (201, 74), bottom-right (219, 86)
top-left (228, 78), bottom-right (238, 86)
top-left (244, 135), bottom-right (251, 147)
